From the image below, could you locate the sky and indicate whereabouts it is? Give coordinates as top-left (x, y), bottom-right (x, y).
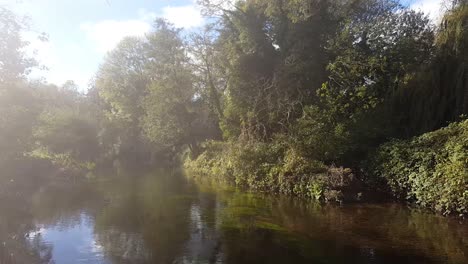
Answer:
top-left (0, 0), bottom-right (446, 91)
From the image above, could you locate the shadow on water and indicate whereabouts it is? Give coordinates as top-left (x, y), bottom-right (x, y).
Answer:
top-left (0, 165), bottom-right (466, 263)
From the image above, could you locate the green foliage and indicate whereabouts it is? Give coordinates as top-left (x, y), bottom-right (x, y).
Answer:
top-left (141, 21), bottom-right (195, 147)
top-left (1, 1), bottom-right (467, 216)
top-left (0, 7), bottom-right (37, 83)
top-left (319, 2), bottom-right (434, 120)
top-left (0, 82), bottom-right (41, 162)
top-left (391, 3), bottom-right (468, 136)
top-left (291, 106), bottom-right (350, 163)
top-left (368, 120), bottom-right (468, 215)
top-left (437, 2), bottom-right (468, 57)
top-left (94, 20), bottom-right (220, 159)
top-left (94, 37), bottom-right (150, 158)
top-left (31, 106), bottom-right (99, 170)
top-left (185, 140), bottom-right (359, 202)
top-left (29, 146), bottom-right (95, 171)
top-left (215, 0), bottom-right (334, 140)
top-left (96, 37), bottom-right (148, 124)
top-left (185, 0), bottom-right (467, 214)
top-left (0, 7), bottom-right (42, 163)
top-left (311, 0), bottom-right (437, 163)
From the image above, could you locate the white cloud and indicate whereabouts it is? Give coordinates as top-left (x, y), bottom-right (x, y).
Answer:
top-left (411, 0), bottom-right (447, 22)
top-left (24, 33), bottom-right (96, 90)
top-left (19, 1), bottom-right (206, 91)
top-left (80, 3), bottom-right (205, 55)
top-left (23, 32), bottom-right (59, 70)
top-left (162, 5), bottom-right (204, 29)
top-left (80, 19), bottom-right (150, 53)
top-left (137, 8), bottom-right (157, 22)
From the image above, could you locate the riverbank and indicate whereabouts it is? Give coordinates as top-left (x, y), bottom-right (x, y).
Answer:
top-left (185, 120), bottom-right (468, 217)
top-left (184, 141), bottom-right (368, 203)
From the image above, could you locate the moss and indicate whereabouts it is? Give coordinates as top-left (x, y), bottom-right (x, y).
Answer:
top-left (255, 220), bottom-right (287, 232)
top-left (225, 206), bottom-right (258, 217)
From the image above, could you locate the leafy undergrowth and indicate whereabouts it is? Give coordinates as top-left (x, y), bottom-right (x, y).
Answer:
top-left (367, 119), bottom-right (468, 216)
top-left (184, 141), bottom-right (363, 203)
top-left (186, 120), bottom-right (467, 216)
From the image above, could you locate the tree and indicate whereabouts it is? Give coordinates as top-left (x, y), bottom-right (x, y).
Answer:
top-left (188, 25), bottom-right (226, 121)
top-left (395, 1), bottom-right (468, 135)
top-left (28, 82), bottom-right (100, 169)
top-left (200, 0), bottom-right (338, 140)
top-left (319, 1), bottom-right (434, 121)
top-left (141, 20), bottom-right (198, 149)
top-left (311, 1), bottom-right (435, 162)
top-left (32, 106), bottom-right (100, 169)
top-left (95, 37), bottom-right (150, 157)
top-left (0, 7), bottom-right (36, 83)
top-left (0, 7), bottom-right (40, 162)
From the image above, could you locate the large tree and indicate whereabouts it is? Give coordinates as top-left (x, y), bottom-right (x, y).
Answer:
top-left (200, 0), bottom-right (338, 140)
top-left (0, 7), bottom-right (40, 162)
top-left (141, 20), bottom-right (200, 150)
top-left (0, 7), bottom-right (36, 83)
top-left (95, 37), bottom-right (150, 157)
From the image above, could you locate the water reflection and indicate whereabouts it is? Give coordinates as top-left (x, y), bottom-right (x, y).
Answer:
top-left (93, 173), bottom-right (193, 263)
top-left (31, 214), bottom-right (108, 264)
top-left (0, 169), bottom-right (466, 263)
top-left (0, 163), bottom-right (53, 264)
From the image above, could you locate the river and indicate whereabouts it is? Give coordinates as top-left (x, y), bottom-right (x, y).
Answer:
top-left (0, 168), bottom-right (466, 263)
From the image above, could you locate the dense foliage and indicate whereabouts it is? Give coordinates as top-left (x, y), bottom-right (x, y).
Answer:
top-left (185, 0), bottom-right (468, 215)
top-left (368, 120), bottom-right (468, 215)
top-left (184, 140), bottom-right (359, 203)
top-left (0, 1), bottom-right (467, 215)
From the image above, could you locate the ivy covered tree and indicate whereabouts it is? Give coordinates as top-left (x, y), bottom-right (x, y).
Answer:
top-left (319, 1), bottom-right (434, 121)
top-left (212, 0), bottom-right (336, 140)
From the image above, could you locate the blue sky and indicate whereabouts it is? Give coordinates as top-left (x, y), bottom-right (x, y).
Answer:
top-left (0, 0), bottom-right (446, 91)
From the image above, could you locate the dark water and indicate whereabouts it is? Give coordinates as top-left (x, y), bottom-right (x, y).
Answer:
top-left (0, 169), bottom-right (467, 264)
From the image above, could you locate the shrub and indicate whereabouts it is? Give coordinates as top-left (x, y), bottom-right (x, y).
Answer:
top-left (185, 139), bottom-right (360, 202)
top-left (368, 119), bottom-right (468, 215)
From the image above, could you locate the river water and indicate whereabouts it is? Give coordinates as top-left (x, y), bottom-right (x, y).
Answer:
top-left (0, 169), bottom-right (466, 263)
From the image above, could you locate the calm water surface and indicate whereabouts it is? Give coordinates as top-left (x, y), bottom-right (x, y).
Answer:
top-left (1, 169), bottom-right (467, 264)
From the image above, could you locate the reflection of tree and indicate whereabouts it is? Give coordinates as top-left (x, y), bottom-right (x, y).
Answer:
top-left (0, 199), bottom-right (53, 264)
top-left (174, 193), bottom-right (222, 263)
top-left (31, 180), bottom-right (105, 227)
top-left (0, 163), bottom-right (54, 264)
top-left (1, 165), bottom-right (465, 264)
top-left (211, 191), bottom-right (325, 263)
top-left (216, 191), bottom-right (468, 263)
top-left (191, 185), bottom-right (468, 264)
top-left (93, 172), bottom-right (194, 263)
top-left (269, 199), bottom-right (468, 263)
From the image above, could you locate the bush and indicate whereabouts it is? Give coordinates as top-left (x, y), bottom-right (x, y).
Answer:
top-left (368, 119), bottom-right (468, 215)
top-left (185, 139), bottom-right (360, 202)
top-left (184, 141), bottom-right (234, 185)
top-left (185, 140), bottom-right (286, 189)
top-left (30, 107), bottom-right (100, 171)
top-left (291, 106), bottom-right (351, 163)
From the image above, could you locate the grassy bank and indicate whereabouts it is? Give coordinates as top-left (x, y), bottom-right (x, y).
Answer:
top-left (185, 120), bottom-right (468, 216)
top-left (184, 141), bottom-right (363, 203)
